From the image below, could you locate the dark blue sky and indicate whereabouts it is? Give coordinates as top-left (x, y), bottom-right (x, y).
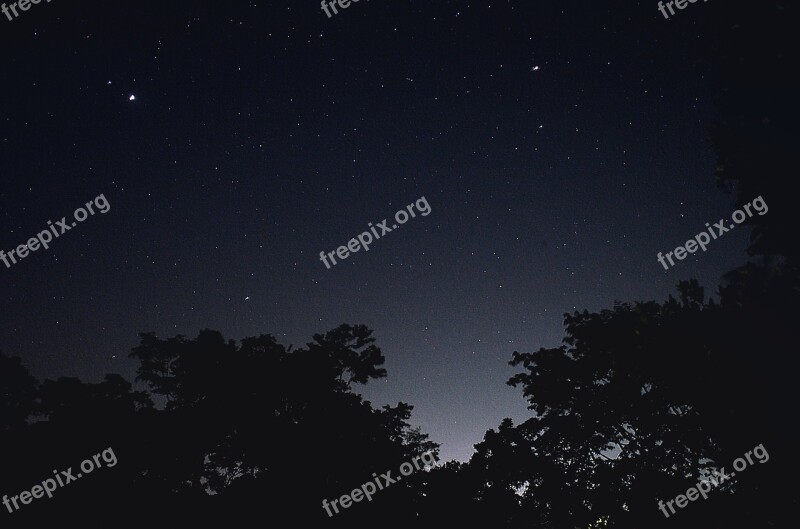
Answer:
top-left (0, 0), bottom-right (752, 461)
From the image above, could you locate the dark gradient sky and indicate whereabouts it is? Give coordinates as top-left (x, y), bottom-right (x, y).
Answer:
top-left (0, 0), bottom-right (751, 462)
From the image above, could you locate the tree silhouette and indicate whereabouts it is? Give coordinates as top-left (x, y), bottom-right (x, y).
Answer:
top-left (0, 325), bottom-right (438, 526)
top-left (419, 277), bottom-right (791, 528)
top-left (0, 352), bottom-right (37, 433)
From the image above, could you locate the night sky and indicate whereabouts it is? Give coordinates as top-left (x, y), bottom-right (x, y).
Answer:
top-left (0, 0), bottom-right (751, 462)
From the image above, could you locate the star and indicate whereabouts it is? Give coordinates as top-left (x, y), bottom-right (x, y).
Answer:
top-left (128, 94), bottom-right (136, 101)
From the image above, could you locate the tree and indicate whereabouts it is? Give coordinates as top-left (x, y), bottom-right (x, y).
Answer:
top-left (0, 352), bottom-right (37, 433)
top-left (127, 323), bottom-right (438, 523)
